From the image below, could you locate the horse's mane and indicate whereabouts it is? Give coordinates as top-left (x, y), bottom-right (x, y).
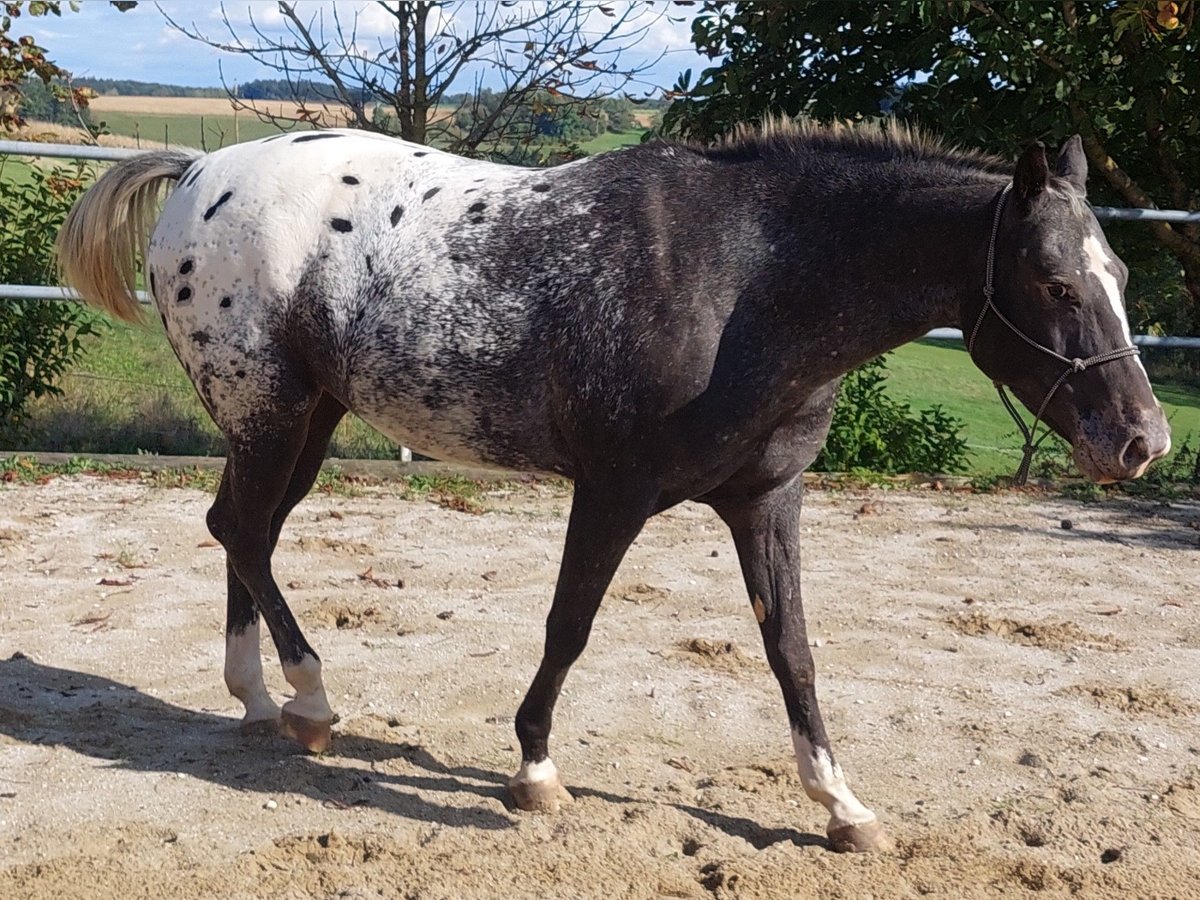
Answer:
top-left (695, 116), bottom-right (1011, 176)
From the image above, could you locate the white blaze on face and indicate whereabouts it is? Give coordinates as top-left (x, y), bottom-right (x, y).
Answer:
top-left (1083, 234), bottom-right (1133, 345)
top-left (224, 624), bottom-right (280, 723)
top-left (791, 729), bottom-right (877, 827)
top-left (1083, 233), bottom-right (1152, 382)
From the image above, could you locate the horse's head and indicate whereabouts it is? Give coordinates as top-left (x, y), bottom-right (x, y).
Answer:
top-left (966, 137), bottom-right (1170, 483)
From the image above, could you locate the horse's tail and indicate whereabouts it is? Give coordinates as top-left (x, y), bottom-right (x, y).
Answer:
top-left (56, 149), bottom-right (201, 323)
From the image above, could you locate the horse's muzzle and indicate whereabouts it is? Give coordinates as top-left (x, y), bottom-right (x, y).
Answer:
top-left (1073, 415), bottom-right (1171, 483)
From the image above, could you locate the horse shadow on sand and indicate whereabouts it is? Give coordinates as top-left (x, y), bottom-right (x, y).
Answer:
top-left (0, 654), bottom-right (823, 850)
top-left (947, 494), bottom-right (1200, 553)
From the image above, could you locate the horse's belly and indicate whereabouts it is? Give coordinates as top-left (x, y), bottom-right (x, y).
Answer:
top-left (347, 377), bottom-right (570, 476)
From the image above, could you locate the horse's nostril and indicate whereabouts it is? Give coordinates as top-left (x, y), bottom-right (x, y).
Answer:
top-left (1121, 434), bottom-right (1151, 471)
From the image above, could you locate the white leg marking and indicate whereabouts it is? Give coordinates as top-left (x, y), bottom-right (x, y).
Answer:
top-left (791, 729), bottom-right (877, 828)
top-left (513, 758), bottom-right (560, 786)
top-left (282, 654), bottom-right (332, 722)
top-left (224, 624), bottom-right (280, 723)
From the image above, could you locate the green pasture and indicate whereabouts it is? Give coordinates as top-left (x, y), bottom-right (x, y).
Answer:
top-left (577, 130), bottom-right (647, 154)
top-left (94, 111), bottom-right (299, 150)
top-left (2, 318), bottom-right (1197, 475)
top-left (0, 156), bottom-right (41, 187)
top-left (885, 339), bottom-right (1200, 474)
top-left (0, 315), bottom-right (396, 459)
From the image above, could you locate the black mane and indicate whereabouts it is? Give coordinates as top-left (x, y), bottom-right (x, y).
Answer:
top-left (689, 118), bottom-right (1011, 177)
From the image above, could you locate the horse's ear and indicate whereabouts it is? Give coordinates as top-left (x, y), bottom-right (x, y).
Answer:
top-left (1055, 134), bottom-right (1087, 195)
top-left (1013, 142), bottom-right (1049, 211)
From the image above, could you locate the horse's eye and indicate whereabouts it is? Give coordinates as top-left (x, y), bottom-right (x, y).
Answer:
top-left (1045, 283), bottom-right (1070, 300)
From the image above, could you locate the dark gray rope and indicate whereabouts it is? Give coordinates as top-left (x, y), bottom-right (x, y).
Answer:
top-left (967, 185), bottom-right (1141, 485)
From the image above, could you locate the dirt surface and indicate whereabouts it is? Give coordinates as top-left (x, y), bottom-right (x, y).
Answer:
top-left (1, 476), bottom-right (1198, 899)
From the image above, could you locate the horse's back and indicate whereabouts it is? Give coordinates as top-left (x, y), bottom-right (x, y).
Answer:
top-left (146, 131), bottom-right (569, 470)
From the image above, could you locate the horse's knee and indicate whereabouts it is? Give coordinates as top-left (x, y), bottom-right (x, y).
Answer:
top-left (206, 495), bottom-right (234, 547)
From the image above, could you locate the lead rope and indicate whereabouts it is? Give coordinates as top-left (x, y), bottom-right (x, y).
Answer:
top-left (966, 184), bottom-right (1141, 485)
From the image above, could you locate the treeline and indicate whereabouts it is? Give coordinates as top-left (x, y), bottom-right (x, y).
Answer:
top-left (18, 78), bottom-right (78, 126)
top-left (74, 78), bottom-right (227, 98)
top-left (75, 77), bottom-right (348, 102)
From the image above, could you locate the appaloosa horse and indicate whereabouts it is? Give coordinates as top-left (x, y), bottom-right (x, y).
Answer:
top-left (57, 120), bottom-right (1169, 852)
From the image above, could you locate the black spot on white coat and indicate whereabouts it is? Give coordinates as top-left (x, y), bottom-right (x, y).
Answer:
top-left (331, 218), bottom-right (353, 233)
top-left (203, 191), bottom-right (233, 221)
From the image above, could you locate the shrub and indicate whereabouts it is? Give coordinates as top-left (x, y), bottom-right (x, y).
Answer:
top-left (814, 355), bottom-right (969, 474)
top-left (0, 160), bottom-right (103, 425)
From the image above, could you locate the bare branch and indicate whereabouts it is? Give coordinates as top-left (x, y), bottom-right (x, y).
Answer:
top-left (160, 0), bottom-right (670, 156)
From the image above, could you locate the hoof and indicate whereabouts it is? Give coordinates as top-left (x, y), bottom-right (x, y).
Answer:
top-left (509, 775), bottom-right (574, 813)
top-left (827, 818), bottom-right (892, 853)
top-left (281, 709), bottom-right (332, 753)
top-left (239, 716), bottom-right (282, 738)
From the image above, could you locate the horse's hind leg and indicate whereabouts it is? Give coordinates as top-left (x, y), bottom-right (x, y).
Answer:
top-left (220, 394), bottom-right (346, 738)
top-left (709, 476), bottom-right (889, 853)
top-left (207, 388), bottom-right (345, 752)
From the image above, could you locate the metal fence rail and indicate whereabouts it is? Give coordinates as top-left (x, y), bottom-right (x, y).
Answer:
top-left (0, 139), bottom-right (143, 162)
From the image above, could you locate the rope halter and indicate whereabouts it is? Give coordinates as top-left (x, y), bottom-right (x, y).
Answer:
top-left (966, 184), bottom-right (1141, 485)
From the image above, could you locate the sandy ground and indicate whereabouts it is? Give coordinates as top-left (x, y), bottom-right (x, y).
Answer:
top-left (0, 476), bottom-right (1198, 899)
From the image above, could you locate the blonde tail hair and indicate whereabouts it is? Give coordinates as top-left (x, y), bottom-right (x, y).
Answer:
top-left (55, 149), bottom-right (201, 323)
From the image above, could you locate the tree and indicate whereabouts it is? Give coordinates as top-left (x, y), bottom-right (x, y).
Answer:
top-left (1, 0), bottom-right (90, 130)
top-left (0, 1), bottom-right (100, 427)
top-left (162, 1), bottom-right (666, 161)
top-left (663, 1), bottom-right (1200, 332)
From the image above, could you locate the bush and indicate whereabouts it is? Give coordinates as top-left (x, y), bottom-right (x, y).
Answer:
top-left (814, 355), bottom-right (969, 474)
top-left (0, 160), bottom-right (103, 425)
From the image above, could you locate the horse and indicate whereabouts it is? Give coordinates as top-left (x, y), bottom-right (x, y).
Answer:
top-left (56, 120), bottom-right (1170, 853)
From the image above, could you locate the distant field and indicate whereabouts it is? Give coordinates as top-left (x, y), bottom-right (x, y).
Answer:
top-left (578, 130), bottom-right (646, 154)
top-left (86, 96), bottom-right (652, 154)
top-left (88, 95), bottom-right (357, 118)
top-left (93, 110), bottom-right (292, 150)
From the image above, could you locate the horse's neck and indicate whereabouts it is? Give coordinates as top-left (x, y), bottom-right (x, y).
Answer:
top-left (775, 175), bottom-right (1003, 381)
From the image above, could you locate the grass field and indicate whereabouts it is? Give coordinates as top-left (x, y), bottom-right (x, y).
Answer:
top-left (886, 339), bottom-right (1200, 473)
top-left (2, 319), bottom-right (1197, 475)
top-left (577, 130), bottom-right (647, 154)
top-left (0, 316), bottom-right (398, 459)
top-left (93, 110), bottom-right (294, 150)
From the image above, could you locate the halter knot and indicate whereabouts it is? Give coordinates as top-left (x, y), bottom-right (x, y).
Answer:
top-left (1071, 358), bottom-right (1087, 373)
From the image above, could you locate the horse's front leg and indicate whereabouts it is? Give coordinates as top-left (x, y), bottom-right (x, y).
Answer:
top-left (712, 476), bottom-right (889, 853)
top-left (510, 481), bottom-right (652, 812)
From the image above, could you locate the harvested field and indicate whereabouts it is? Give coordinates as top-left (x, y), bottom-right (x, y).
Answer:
top-left (0, 477), bottom-right (1198, 898)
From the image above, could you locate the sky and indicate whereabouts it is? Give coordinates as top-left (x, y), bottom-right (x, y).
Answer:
top-left (29, 1), bottom-right (711, 96)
